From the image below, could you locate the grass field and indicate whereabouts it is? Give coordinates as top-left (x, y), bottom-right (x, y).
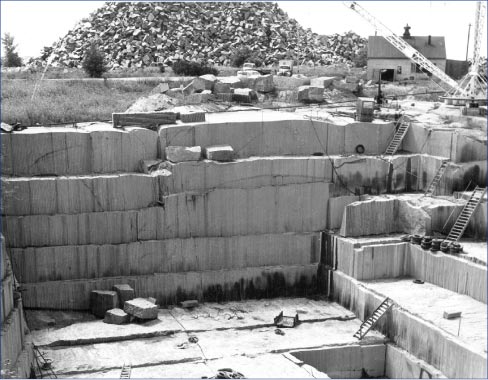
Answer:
top-left (1, 64), bottom-right (358, 125)
top-left (1, 79), bottom-right (155, 125)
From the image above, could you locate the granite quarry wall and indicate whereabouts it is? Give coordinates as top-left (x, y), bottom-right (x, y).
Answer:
top-left (1, 111), bottom-right (485, 310)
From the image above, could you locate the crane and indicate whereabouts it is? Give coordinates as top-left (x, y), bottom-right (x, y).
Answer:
top-left (450, 1), bottom-right (487, 100)
top-left (343, 1), bottom-right (467, 97)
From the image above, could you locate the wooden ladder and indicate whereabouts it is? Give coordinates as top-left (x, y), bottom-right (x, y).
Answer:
top-left (424, 161), bottom-right (449, 196)
top-left (444, 186), bottom-right (486, 242)
top-left (384, 118), bottom-right (410, 155)
top-left (353, 298), bottom-right (394, 340)
top-left (120, 364), bottom-right (132, 379)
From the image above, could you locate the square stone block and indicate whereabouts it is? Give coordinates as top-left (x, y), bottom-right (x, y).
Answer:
top-left (90, 290), bottom-right (118, 318)
top-left (124, 298), bottom-right (158, 320)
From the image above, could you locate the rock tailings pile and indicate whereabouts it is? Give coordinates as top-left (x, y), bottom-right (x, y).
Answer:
top-left (35, 2), bottom-right (366, 68)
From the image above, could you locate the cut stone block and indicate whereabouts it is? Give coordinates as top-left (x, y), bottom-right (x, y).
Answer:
top-left (217, 93), bottom-right (233, 102)
top-left (234, 88), bottom-right (258, 99)
top-left (165, 146), bottom-right (202, 163)
top-left (192, 74), bottom-right (217, 91)
top-left (204, 145), bottom-right (234, 162)
top-left (217, 76), bottom-right (243, 88)
top-left (185, 93), bottom-right (213, 104)
top-left (104, 308), bottom-right (130, 325)
top-left (297, 86), bottom-right (324, 102)
top-left (254, 74), bottom-right (274, 93)
top-left (443, 310), bottom-right (462, 319)
top-left (181, 300), bottom-right (199, 308)
top-left (124, 298), bottom-right (159, 320)
top-left (213, 82), bottom-right (232, 94)
top-left (90, 290), bottom-right (118, 318)
top-left (180, 111), bottom-right (205, 123)
top-left (112, 284), bottom-right (135, 308)
top-left (310, 77), bottom-right (335, 88)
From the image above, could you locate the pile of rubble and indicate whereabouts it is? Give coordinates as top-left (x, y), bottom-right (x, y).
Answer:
top-left (32, 2), bottom-right (366, 69)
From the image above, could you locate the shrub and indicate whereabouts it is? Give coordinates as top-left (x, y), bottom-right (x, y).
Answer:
top-left (82, 44), bottom-right (107, 78)
top-left (158, 63), bottom-right (165, 73)
top-left (172, 60), bottom-right (218, 76)
top-left (230, 47), bottom-right (252, 67)
top-left (230, 47), bottom-right (262, 68)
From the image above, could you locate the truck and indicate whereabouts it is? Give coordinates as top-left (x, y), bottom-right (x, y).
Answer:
top-left (277, 60), bottom-right (294, 76)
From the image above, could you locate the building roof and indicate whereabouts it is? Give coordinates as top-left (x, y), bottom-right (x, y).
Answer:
top-left (368, 36), bottom-right (446, 59)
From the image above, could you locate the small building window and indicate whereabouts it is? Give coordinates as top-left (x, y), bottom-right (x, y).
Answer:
top-left (397, 66), bottom-right (402, 74)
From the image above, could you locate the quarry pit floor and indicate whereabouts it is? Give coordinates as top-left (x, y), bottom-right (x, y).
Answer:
top-left (28, 298), bottom-right (385, 378)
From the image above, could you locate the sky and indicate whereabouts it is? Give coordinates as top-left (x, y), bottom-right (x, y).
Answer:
top-left (0, 1), bottom-right (485, 61)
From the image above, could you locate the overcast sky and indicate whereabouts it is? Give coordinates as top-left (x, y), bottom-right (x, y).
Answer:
top-left (1, 1), bottom-right (485, 61)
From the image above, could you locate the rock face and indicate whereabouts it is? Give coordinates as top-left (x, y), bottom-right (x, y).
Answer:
top-left (90, 290), bottom-right (118, 318)
top-left (165, 146), bottom-right (202, 162)
top-left (32, 2), bottom-right (366, 68)
top-left (124, 298), bottom-right (159, 320)
top-left (104, 308), bottom-right (130, 324)
top-left (204, 145), bottom-right (235, 162)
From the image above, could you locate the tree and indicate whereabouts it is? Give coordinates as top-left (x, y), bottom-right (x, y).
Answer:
top-left (352, 47), bottom-right (368, 68)
top-left (82, 44), bottom-right (107, 78)
top-left (2, 33), bottom-right (23, 67)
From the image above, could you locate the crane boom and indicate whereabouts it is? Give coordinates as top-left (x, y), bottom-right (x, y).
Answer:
top-left (343, 1), bottom-right (466, 96)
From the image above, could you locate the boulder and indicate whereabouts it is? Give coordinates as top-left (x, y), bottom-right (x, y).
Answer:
top-left (297, 86), bottom-right (324, 102)
top-left (165, 146), bottom-right (202, 162)
top-left (193, 74), bottom-right (217, 91)
top-left (124, 298), bottom-right (159, 320)
top-left (112, 284), bottom-right (135, 308)
top-left (204, 145), bottom-right (235, 162)
top-left (90, 290), bottom-right (118, 318)
top-left (104, 308), bottom-right (130, 325)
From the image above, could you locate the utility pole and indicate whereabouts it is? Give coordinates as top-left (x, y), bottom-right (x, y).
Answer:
top-left (466, 23), bottom-right (471, 62)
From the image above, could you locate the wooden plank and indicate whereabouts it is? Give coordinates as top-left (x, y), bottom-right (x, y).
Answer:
top-left (113, 112), bottom-right (177, 129)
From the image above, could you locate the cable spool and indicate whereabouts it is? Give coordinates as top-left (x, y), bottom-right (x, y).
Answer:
top-left (410, 234), bottom-right (422, 245)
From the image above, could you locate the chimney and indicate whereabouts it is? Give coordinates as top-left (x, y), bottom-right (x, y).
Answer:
top-left (428, 35), bottom-right (432, 45)
top-left (403, 24), bottom-right (411, 39)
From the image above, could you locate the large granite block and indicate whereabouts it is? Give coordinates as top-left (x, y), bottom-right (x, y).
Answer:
top-left (204, 145), bottom-right (234, 162)
top-left (165, 146), bottom-right (202, 162)
top-left (113, 284), bottom-right (135, 308)
top-left (124, 298), bottom-right (158, 320)
top-left (90, 290), bottom-right (118, 318)
top-left (104, 308), bottom-right (130, 325)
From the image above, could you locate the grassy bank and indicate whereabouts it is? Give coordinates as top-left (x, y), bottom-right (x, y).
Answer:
top-left (1, 79), bottom-right (155, 125)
